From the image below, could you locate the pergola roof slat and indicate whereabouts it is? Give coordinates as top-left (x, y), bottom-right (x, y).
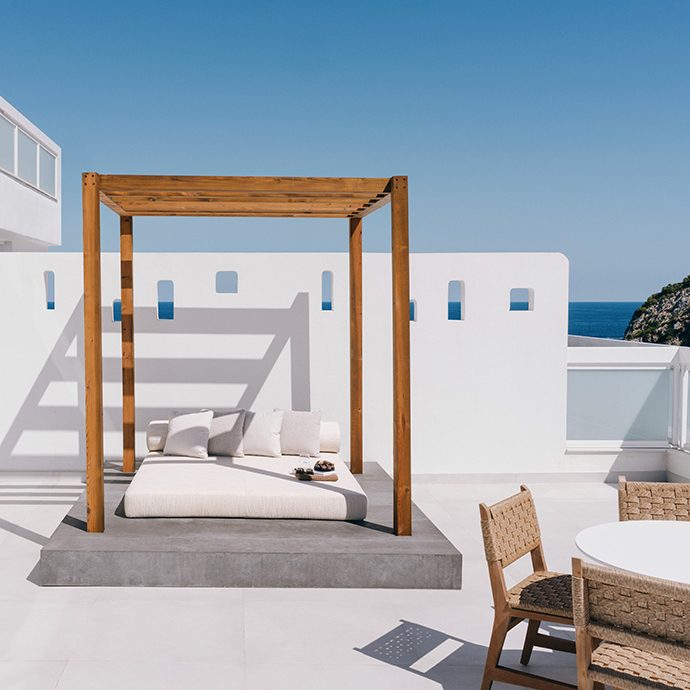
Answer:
top-left (105, 191), bottom-right (382, 201)
top-left (130, 211), bottom-right (357, 218)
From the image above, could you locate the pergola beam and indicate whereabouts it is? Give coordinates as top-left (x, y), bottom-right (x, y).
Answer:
top-left (99, 175), bottom-right (390, 195)
top-left (116, 201), bottom-right (368, 215)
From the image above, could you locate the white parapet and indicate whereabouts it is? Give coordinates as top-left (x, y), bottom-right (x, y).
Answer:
top-left (0, 251), bottom-right (570, 474)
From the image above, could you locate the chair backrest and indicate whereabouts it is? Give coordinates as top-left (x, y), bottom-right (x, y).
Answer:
top-left (573, 558), bottom-right (690, 660)
top-left (618, 476), bottom-right (690, 521)
top-left (480, 485), bottom-right (542, 568)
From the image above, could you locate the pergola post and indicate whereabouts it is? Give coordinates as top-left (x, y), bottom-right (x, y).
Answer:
top-left (120, 216), bottom-right (136, 473)
top-left (349, 217), bottom-right (363, 474)
top-left (82, 172), bottom-right (105, 532)
top-left (390, 176), bottom-right (412, 536)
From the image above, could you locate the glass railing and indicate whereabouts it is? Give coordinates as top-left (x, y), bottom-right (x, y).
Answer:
top-left (686, 382), bottom-right (690, 449)
top-left (567, 368), bottom-right (671, 445)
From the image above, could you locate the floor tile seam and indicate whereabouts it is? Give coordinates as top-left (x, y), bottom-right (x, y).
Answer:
top-left (52, 659), bottom-right (69, 689)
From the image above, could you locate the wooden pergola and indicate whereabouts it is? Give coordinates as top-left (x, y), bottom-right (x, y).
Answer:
top-left (82, 174), bottom-right (411, 535)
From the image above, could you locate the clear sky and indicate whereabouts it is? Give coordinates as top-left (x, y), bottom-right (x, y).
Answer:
top-left (3, 0), bottom-right (689, 300)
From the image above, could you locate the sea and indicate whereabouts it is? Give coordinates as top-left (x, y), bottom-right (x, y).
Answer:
top-left (158, 300), bottom-right (642, 340)
top-left (568, 302), bottom-right (643, 340)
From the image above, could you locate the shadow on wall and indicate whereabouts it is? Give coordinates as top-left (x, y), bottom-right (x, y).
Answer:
top-left (0, 293), bottom-right (311, 469)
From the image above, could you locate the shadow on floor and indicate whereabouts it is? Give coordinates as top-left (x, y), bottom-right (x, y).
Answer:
top-left (0, 484), bottom-right (85, 546)
top-left (0, 484), bottom-right (84, 507)
top-left (0, 517), bottom-right (49, 546)
top-left (61, 514), bottom-right (87, 532)
top-left (356, 620), bottom-right (576, 689)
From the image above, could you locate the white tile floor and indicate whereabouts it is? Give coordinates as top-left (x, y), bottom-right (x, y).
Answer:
top-left (0, 473), bottom-right (618, 689)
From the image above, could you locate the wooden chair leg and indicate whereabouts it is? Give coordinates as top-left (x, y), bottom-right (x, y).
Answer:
top-left (481, 613), bottom-right (511, 690)
top-left (520, 619), bottom-right (540, 665)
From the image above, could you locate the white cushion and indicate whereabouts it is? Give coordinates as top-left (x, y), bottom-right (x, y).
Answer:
top-left (242, 410), bottom-right (283, 457)
top-left (163, 410), bottom-right (213, 459)
top-left (278, 410), bottom-right (322, 456)
top-left (148, 417), bottom-right (341, 454)
top-left (319, 421), bottom-right (340, 453)
top-left (146, 420), bottom-right (169, 452)
top-left (208, 409), bottom-right (245, 457)
top-left (124, 453), bottom-right (367, 520)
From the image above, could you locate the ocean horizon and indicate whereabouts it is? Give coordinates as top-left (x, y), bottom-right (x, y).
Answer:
top-left (568, 301), bottom-right (642, 340)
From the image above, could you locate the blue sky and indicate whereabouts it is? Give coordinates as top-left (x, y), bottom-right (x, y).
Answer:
top-left (3, 0), bottom-right (689, 300)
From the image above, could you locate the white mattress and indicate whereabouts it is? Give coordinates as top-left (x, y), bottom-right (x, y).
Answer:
top-left (124, 453), bottom-right (368, 520)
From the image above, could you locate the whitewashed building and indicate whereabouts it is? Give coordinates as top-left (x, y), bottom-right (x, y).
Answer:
top-left (0, 96), bottom-right (61, 251)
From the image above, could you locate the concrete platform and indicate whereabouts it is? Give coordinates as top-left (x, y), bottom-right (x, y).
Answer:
top-left (31, 463), bottom-right (463, 588)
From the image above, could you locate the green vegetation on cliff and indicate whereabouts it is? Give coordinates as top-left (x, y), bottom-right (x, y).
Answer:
top-left (625, 275), bottom-right (690, 346)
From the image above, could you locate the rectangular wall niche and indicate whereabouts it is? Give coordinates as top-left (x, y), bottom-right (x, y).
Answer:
top-left (321, 270), bottom-right (333, 311)
top-left (448, 280), bottom-right (464, 320)
top-left (216, 270), bottom-right (238, 294)
top-left (157, 280), bottom-right (175, 320)
top-left (44, 270), bottom-right (55, 310)
top-left (510, 287), bottom-right (534, 311)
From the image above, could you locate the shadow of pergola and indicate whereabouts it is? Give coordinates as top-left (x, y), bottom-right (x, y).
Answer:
top-left (0, 292), bottom-right (312, 469)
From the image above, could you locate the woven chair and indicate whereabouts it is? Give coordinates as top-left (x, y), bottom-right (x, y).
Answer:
top-left (479, 485), bottom-right (577, 690)
top-left (572, 557), bottom-right (690, 690)
top-left (618, 476), bottom-right (690, 521)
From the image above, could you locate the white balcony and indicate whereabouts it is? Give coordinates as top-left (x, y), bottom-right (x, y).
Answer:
top-left (0, 96), bottom-right (61, 250)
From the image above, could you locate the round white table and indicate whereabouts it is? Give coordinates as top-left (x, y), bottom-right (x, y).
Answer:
top-left (575, 520), bottom-right (690, 584)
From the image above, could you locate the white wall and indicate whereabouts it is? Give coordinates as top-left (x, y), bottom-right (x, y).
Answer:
top-left (0, 251), bottom-right (569, 474)
top-left (0, 96), bottom-right (61, 248)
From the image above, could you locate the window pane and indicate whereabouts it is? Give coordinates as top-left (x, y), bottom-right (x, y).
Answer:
top-left (157, 280), bottom-right (174, 320)
top-left (448, 280), bottom-right (463, 320)
top-left (567, 369), bottom-right (671, 442)
top-left (39, 147), bottom-right (56, 196)
top-left (510, 287), bottom-right (533, 311)
top-left (44, 271), bottom-right (55, 310)
top-left (216, 270), bottom-right (238, 293)
top-left (321, 271), bottom-right (333, 311)
top-left (17, 130), bottom-right (37, 185)
top-left (0, 115), bottom-right (13, 172)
